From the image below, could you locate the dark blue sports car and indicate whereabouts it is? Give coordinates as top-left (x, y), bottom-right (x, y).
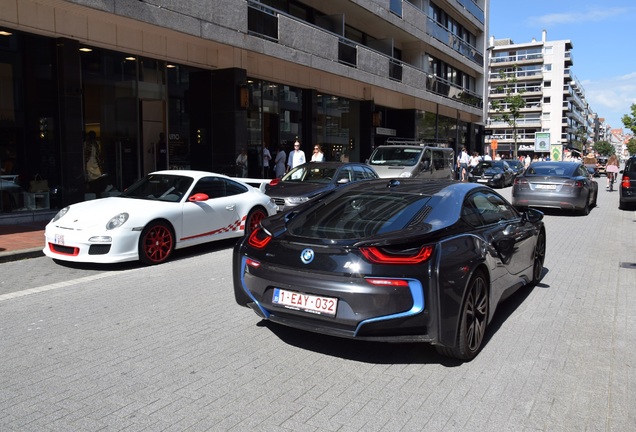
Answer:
top-left (234, 179), bottom-right (546, 361)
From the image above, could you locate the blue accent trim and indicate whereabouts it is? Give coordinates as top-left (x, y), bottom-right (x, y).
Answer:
top-left (354, 279), bottom-right (424, 336)
top-left (240, 256), bottom-right (270, 318)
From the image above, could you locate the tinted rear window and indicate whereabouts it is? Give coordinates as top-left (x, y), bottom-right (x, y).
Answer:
top-left (526, 163), bottom-right (575, 177)
top-left (287, 192), bottom-right (431, 239)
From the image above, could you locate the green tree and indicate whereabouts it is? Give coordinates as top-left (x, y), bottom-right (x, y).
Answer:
top-left (622, 103), bottom-right (636, 134)
top-left (572, 126), bottom-right (589, 153)
top-left (627, 138), bottom-right (636, 156)
top-left (593, 140), bottom-right (614, 156)
top-left (490, 66), bottom-right (526, 159)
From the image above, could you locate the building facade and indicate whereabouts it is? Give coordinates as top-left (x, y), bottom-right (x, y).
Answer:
top-left (485, 30), bottom-right (596, 160)
top-left (0, 0), bottom-right (487, 216)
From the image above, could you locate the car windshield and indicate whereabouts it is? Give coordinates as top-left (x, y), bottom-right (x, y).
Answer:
top-left (287, 191), bottom-right (432, 240)
top-left (121, 174), bottom-right (193, 202)
top-left (283, 166), bottom-right (337, 183)
top-left (526, 163), bottom-right (575, 177)
top-left (369, 147), bottom-right (423, 167)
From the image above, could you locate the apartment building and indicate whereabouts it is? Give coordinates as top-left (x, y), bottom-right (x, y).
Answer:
top-left (0, 0), bottom-right (487, 216)
top-left (485, 30), bottom-right (596, 160)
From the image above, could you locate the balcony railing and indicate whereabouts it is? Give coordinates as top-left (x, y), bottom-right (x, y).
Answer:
top-left (454, 0), bottom-right (485, 24)
top-left (390, 0), bottom-right (402, 17)
top-left (490, 53), bottom-right (543, 64)
top-left (427, 17), bottom-right (483, 66)
top-left (338, 39), bottom-right (357, 67)
top-left (247, 3), bottom-right (278, 41)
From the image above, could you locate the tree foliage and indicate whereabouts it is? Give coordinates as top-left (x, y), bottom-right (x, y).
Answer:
top-left (593, 140), bottom-right (614, 156)
top-left (622, 103), bottom-right (636, 134)
top-left (627, 138), bottom-right (636, 156)
top-left (489, 66), bottom-right (526, 158)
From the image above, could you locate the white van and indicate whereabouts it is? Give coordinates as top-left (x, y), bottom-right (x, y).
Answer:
top-left (368, 142), bottom-right (455, 179)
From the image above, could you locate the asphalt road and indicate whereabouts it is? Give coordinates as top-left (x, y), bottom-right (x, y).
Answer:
top-left (1, 184), bottom-right (635, 431)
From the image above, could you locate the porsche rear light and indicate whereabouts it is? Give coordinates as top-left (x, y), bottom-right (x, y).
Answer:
top-left (360, 245), bottom-right (433, 265)
top-left (247, 227), bottom-right (271, 249)
top-left (269, 178), bottom-right (281, 186)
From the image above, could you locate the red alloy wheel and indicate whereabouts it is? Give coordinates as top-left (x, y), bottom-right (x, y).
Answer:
top-left (139, 221), bottom-right (174, 265)
top-left (247, 208), bottom-right (266, 234)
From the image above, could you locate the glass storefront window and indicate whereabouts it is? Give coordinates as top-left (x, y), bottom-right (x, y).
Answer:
top-left (316, 94), bottom-right (350, 161)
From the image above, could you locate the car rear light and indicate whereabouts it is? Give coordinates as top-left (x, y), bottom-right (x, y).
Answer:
top-left (514, 178), bottom-right (527, 185)
top-left (246, 258), bottom-right (261, 268)
top-left (360, 245), bottom-right (433, 265)
top-left (247, 227), bottom-right (271, 249)
top-left (365, 278), bottom-right (410, 287)
top-left (563, 180), bottom-right (583, 188)
top-left (269, 178), bottom-right (281, 186)
top-left (621, 175), bottom-right (631, 189)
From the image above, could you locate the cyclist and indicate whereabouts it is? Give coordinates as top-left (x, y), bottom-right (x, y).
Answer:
top-left (605, 154), bottom-right (620, 191)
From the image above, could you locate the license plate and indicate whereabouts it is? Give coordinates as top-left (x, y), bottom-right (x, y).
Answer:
top-left (54, 234), bottom-right (65, 245)
top-left (535, 184), bottom-right (556, 190)
top-left (272, 288), bottom-right (338, 316)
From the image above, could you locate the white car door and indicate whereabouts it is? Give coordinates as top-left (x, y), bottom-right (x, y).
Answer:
top-left (180, 177), bottom-right (241, 245)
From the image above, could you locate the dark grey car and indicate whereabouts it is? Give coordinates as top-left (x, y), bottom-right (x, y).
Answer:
top-left (619, 156), bottom-right (636, 210)
top-left (265, 162), bottom-right (378, 212)
top-left (512, 161), bottom-right (598, 215)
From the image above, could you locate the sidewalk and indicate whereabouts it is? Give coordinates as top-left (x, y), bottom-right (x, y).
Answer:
top-left (0, 220), bottom-right (47, 263)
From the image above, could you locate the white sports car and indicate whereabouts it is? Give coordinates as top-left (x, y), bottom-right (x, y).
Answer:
top-left (44, 170), bottom-right (277, 265)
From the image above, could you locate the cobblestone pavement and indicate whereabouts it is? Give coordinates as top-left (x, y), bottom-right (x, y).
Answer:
top-left (0, 184), bottom-right (635, 431)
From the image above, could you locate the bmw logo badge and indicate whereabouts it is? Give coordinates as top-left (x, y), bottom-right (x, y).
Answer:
top-left (300, 248), bottom-right (315, 264)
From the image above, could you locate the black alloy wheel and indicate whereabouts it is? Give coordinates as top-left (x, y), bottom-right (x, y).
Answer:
top-left (436, 271), bottom-right (489, 361)
top-left (532, 230), bottom-right (546, 284)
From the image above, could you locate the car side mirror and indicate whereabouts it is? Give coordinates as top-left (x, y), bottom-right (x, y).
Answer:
top-left (522, 207), bottom-right (543, 223)
top-left (188, 193), bottom-right (209, 202)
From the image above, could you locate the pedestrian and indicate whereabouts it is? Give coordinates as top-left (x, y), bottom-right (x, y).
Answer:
top-left (457, 146), bottom-right (470, 181)
top-left (311, 144), bottom-right (325, 162)
top-left (236, 148), bottom-right (248, 177)
top-left (287, 139), bottom-right (306, 171)
top-left (274, 144), bottom-right (286, 178)
top-left (262, 143), bottom-right (272, 178)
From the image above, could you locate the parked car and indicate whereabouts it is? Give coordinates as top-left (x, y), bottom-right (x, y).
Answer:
top-left (467, 160), bottom-right (515, 188)
top-left (512, 161), bottom-right (598, 215)
top-left (596, 156), bottom-right (608, 177)
top-left (619, 156), bottom-right (636, 210)
top-left (44, 170), bottom-right (277, 265)
top-left (234, 178), bottom-right (546, 361)
top-left (265, 162), bottom-right (378, 212)
top-left (367, 143), bottom-right (455, 179)
top-left (508, 159), bottom-right (526, 178)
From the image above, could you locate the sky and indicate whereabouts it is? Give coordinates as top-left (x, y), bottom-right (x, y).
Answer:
top-left (489, 0), bottom-right (636, 132)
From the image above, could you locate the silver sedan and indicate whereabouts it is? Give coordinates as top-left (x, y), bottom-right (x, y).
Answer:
top-left (512, 161), bottom-right (598, 215)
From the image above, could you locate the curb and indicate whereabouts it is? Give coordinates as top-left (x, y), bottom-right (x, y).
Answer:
top-left (0, 248), bottom-right (45, 264)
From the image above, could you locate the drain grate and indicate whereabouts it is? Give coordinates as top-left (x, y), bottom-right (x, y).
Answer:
top-left (619, 262), bottom-right (636, 269)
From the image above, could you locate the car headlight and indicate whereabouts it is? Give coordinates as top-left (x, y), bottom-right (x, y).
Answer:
top-left (106, 212), bottom-right (129, 230)
top-left (398, 172), bottom-right (413, 178)
top-left (286, 196), bottom-right (310, 204)
top-left (51, 206), bottom-right (70, 222)
top-left (494, 174), bottom-right (502, 179)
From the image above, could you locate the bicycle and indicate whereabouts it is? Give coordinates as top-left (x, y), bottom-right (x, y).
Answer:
top-left (607, 172), bottom-right (616, 192)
